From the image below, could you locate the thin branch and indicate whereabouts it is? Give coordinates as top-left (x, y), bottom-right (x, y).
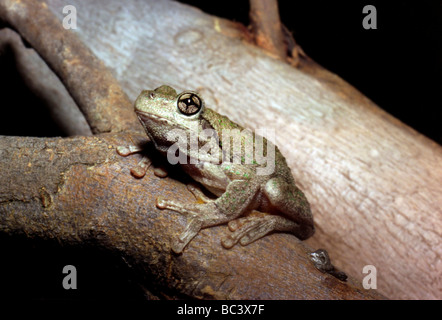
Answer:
top-left (0, 0), bottom-right (141, 134)
top-left (0, 28), bottom-right (92, 136)
top-left (249, 0), bottom-right (286, 60)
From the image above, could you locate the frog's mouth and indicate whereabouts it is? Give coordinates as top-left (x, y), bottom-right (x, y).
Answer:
top-left (135, 110), bottom-right (189, 132)
top-left (135, 111), bottom-right (172, 126)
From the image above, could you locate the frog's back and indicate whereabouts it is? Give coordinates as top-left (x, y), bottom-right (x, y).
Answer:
top-left (202, 108), bottom-right (244, 133)
top-left (202, 108), bottom-right (293, 180)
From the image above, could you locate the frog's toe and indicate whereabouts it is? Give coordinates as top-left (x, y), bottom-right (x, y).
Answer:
top-left (239, 235), bottom-right (251, 246)
top-left (153, 166), bottom-right (168, 178)
top-left (227, 214), bottom-right (261, 232)
top-left (230, 216), bottom-right (279, 247)
top-left (221, 235), bottom-right (236, 249)
top-left (186, 182), bottom-right (199, 192)
top-left (171, 217), bottom-right (202, 253)
top-left (238, 221), bottom-right (274, 246)
top-left (155, 197), bottom-right (185, 211)
top-left (186, 183), bottom-right (212, 203)
top-left (155, 197), bottom-right (168, 209)
top-left (227, 220), bottom-right (240, 231)
top-left (222, 218), bottom-right (263, 248)
top-left (171, 238), bottom-right (186, 254)
top-left (130, 167), bottom-right (146, 179)
top-left (116, 144), bottom-right (143, 156)
top-left (116, 146), bottom-right (131, 156)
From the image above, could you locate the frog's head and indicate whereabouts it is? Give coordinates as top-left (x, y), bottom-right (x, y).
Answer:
top-left (134, 85), bottom-right (205, 151)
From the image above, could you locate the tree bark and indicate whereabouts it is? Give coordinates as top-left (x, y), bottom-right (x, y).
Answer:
top-left (0, 27), bottom-right (92, 136)
top-left (0, 0), bottom-right (140, 134)
top-left (249, 0), bottom-right (286, 60)
top-left (0, 0), bottom-right (440, 299)
top-left (0, 134), bottom-right (382, 299)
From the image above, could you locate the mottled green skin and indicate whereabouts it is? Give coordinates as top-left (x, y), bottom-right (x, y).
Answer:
top-left (134, 85), bottom-right (314, 253)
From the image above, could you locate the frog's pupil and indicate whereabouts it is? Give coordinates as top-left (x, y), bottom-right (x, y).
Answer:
top-left (178, 93), bottom-right (201, 116)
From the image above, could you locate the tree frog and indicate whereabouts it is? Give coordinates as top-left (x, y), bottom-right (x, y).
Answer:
top-left (118, 85), bottom-right (314, 253)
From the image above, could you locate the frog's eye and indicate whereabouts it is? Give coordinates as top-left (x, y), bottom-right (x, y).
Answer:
top-left (177, 92), bottom-right (202, 116)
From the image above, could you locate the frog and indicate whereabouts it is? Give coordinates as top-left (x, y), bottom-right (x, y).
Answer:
top-left (117, 85), bottom-right (314, 254)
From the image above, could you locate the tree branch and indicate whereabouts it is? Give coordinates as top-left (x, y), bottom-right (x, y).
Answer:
top-left (0, 0), bottom-right (439, 299)
top-left (0, 0), bottom-right (140, 134)
top-left (0, 28), bottom-right (92, 136)
top-left (249, 0), bottom-right (286, 60)
top-left (0, 134), bottom-right (383, 299)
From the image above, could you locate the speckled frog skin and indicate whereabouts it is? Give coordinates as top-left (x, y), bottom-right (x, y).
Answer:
top-left (120, 85), bottom-right (314, 253)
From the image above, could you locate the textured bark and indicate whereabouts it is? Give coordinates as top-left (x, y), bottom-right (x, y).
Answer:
top-left (0, 28), bottom-right (91, 136)
top-left (0, 0), bottom-right (140, 134)
top-left (0, 0), bottom-right (440, 299)
top-left (249, 0), bottom-right (286, 60)
top-left (0, 134), bottom-right (382, 299)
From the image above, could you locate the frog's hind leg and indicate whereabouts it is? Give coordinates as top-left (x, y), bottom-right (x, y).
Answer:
top-left (263, 177), bottom-right (314, 240)
top-left (157, 180), bottom-right (259, 253)
top-left (223, 177), bottom-right (315, 248)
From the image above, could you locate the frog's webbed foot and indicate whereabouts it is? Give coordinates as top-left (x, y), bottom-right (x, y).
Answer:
top-left (117, 144), bottom-right (167, 178)
top-left (222, 214), bottom-right (303, 248)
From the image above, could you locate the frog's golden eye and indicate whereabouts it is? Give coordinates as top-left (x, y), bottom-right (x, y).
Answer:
top-left (177, 92), bottom-right (202, 116)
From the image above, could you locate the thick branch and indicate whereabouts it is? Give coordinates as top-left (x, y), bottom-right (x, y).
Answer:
top-left (0, 0), bottom-right (439, 299)
top-left (0, 134), bottom-right (383, 299)
top-left (39, 0), bottom-right (441, 299)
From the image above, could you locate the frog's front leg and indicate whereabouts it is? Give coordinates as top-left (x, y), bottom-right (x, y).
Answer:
top-left (117, 144), bottom-right (167, 178)
top-left (117, 143), bottom-right (152, 178)
top-left (156, 180), bottom-right (259, 253)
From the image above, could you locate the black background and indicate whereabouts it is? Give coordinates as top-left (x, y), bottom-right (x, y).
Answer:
top-left (0, 0), bottom-right (440, 301)
top-left (1, 1), bottom-right (440, 143)
top-left (179, 0), bottom-right (441, 144)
